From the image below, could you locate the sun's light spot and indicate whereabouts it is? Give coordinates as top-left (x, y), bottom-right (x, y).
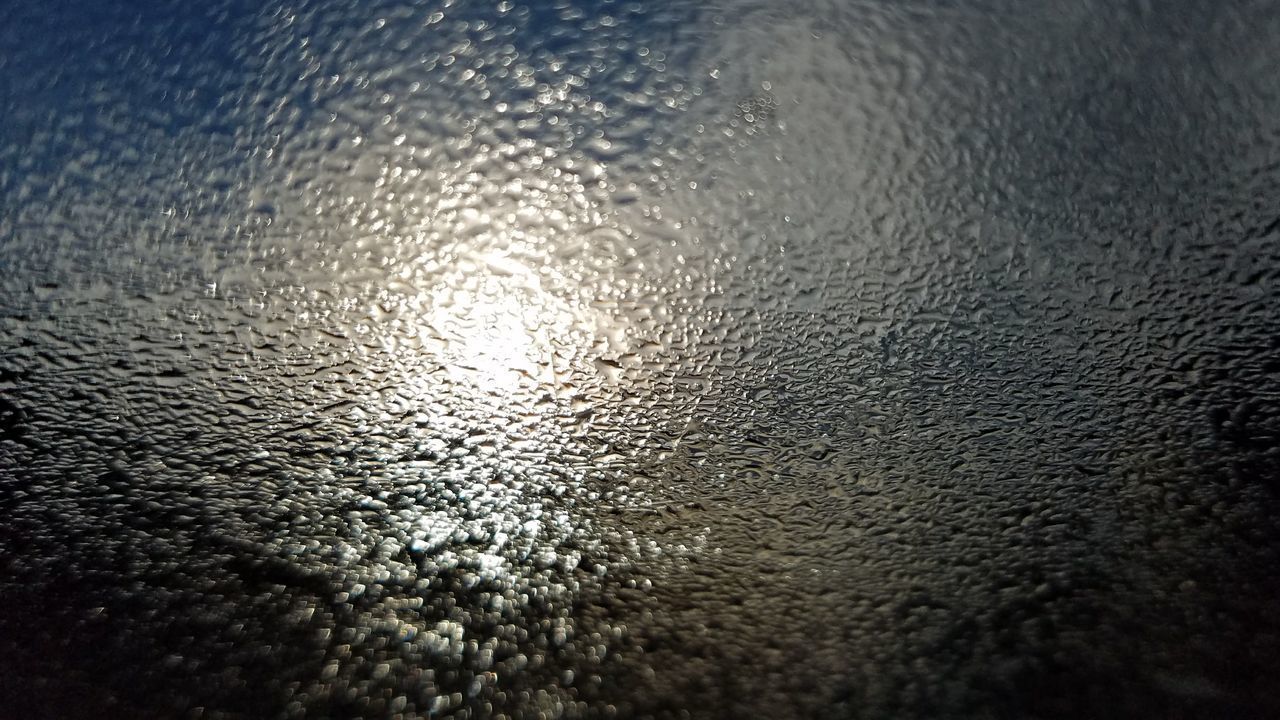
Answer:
top-left (415, 251), bottom-right (582, 398)
top-left (446, 294), bottom-right (549, 391)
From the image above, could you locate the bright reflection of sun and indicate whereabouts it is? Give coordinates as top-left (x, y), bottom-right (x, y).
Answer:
top-left (443, 293), bottom-right (548, 391)
top-left (413, 249), bottom-right (588, 399)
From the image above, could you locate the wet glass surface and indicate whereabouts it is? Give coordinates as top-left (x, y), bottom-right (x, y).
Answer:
top-left (3, 1), bottom-right (1280, 717)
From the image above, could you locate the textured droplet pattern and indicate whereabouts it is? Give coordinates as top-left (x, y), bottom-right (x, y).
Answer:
top-left (3, 1), bottom-right (1280, 718)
